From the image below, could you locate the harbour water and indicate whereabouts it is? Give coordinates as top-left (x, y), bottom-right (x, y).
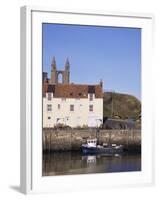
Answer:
top-left (43, 151), bottom-right (141, 176)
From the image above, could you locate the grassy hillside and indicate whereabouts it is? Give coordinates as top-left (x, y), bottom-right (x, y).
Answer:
top-left (103, 92), bottom-right (141, 120)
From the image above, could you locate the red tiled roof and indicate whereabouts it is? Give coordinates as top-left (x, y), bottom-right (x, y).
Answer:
top-left (43, 83), bottom-right (103, 98)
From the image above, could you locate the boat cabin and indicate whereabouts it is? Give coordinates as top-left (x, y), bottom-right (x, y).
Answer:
top-left (86, 139), bottom-right (97, 147)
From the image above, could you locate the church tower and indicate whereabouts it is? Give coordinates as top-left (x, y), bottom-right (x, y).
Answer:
top-left (63, 58), bottom-right (70, 84)
top-left (50, 56), bottom-right (70, 84)
top-left (50, 56), bottom-right (57, 84)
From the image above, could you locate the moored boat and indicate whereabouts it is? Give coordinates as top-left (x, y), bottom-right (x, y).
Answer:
top-left (81, 138), bottom-right (123, 154)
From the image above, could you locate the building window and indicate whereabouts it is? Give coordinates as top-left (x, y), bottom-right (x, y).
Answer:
top-left (89, 93), bottom-right (93, 101)
top-left (48, 116), bottom-right (51, 119)
top-left (58, 104), bottom-right (60, 109)
top-left (89, 105), bottom-right (93, 112)
top-left (70, 104), bottom-right (74, 111)
top-left (48, 93), bottom-right (52, 101)
top-left (79, 104), bottom-right (83, 110)
top-left (61, 98), bottom-right (66, 102)
top-left (47, 104), bottom-right (52, 111)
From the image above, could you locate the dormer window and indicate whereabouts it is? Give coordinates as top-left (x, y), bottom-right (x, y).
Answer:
top-left (83, 93), bottom-right (87, 97)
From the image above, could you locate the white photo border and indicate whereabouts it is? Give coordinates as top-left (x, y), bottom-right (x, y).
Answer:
top-left (20, 6), bottom-right (154, 194)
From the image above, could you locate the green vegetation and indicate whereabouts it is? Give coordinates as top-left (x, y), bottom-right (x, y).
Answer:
top-left (103, 92), bottom-right (141, 120)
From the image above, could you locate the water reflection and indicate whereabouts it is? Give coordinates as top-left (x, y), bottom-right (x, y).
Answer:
top-left (43, 151), bottom-right (141, 176)
top-left (82, 155), bottom-right (96, 164)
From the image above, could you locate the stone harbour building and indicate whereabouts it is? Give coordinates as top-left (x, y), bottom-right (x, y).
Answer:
top-left (43, 57), bottom-right (103, 128)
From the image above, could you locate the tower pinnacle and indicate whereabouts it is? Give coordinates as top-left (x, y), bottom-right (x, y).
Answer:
top-left (65, 57), bottom-right (70, 71)
top-left (51, 56), bottom-right (56, 70)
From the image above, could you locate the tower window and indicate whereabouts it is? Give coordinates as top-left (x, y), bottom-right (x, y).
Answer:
top-left (58, 104), bottom-right (60, 109)
top-left (89, 105), bottom-right (93, 112)
top-left (48, 116), bottom-right (51, 119)
top-left (58, 73), bottom-right (63, 83)
top-left (70, 105), bottom-right (74, 111)
top-left (47, 104), bottom-right (52, 111)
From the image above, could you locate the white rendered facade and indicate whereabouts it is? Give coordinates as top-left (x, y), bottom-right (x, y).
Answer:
top-left (43, 93), bottom-right (103, 128)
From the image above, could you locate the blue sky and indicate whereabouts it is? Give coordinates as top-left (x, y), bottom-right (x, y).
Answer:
top-left (42, 23), bottom-right (141, 100)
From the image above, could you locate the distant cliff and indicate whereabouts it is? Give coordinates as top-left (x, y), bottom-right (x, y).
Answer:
top-left (103, 92), bottom-right (141, 120)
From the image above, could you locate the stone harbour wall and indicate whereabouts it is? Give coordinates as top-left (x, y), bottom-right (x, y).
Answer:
top-left (43, 128), bottom-right (141, 152)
